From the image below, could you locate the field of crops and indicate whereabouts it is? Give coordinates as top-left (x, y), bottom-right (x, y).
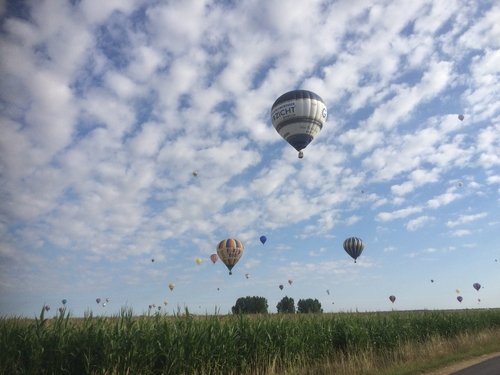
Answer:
top-left (2, 308), bottom-right (500, 374)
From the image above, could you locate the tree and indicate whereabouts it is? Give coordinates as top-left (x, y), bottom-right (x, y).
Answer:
top-left (276, 296), bottom-right (295, 313)
top-left (297, 298), bottom-right (323, 313)
top-left (232, 296), bottom-right (268, 314)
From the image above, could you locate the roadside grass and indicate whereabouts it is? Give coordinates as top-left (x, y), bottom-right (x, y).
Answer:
top-left (294, 328), bottom-right (500, 375)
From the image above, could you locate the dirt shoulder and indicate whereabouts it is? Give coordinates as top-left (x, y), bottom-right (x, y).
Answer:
top-left (421, 352), bottom-right (500, 375)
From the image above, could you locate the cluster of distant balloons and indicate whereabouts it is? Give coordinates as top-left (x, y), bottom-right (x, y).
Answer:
top-left (388, 282), bottom-right (483, 305)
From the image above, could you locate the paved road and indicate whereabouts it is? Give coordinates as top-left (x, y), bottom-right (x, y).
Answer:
top-left (451, 355), bottom-right (500, 375)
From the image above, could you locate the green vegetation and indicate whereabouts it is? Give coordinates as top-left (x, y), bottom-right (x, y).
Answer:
top-left (276, 296), bottom-right (295, 314)
top-left (1, 308), bottom-right (500, 374)
top-left (232, 296), bottom-right (269, 314)
top-left (297, 298), bottom-right (323, 314)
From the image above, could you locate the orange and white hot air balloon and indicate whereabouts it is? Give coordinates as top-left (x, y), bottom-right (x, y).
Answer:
top-left (216, 238), bottom-right (244, 275)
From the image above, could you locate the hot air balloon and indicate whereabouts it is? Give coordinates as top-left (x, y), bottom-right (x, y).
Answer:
top-left (44, 305), bottom-right (50, 311)
top-left (61, 299), bottom-right (67, 305)
top-left (389, 295), bottom-right (396, 303)
top-left (430, 279), bottom-right (434, 283)
top-left (164, 300), bottom-right (168, 306)
top-left (245, 273), bottom-right (250, 279)
top-left (288, 279), bottom-right (293, 285)
top-left (192, 171), bottom-right (198, 177)
top-left (216, 238), bottom-right (244, 275)
top-left (455, 289), bottom-right (460, 294)
top-left (168, 283), bottom-right (175, 291)
top-left (458, 114), bottom-right (464, 121)
top-left (271, 90), bottom-right (327, 159)
top-left (151, 258), bottom-right (155, 263)
top-left (343, 237), bottom-right (364, 263)
top-left (260, 235), bottom-right (267, 244)
top-left (473, 283), bottom-right (481, 291)
top-left (210, 254), bottom-right (218, 264)
top-left (58, 307), bottom-right (64, 313)
top-left (195, 257), bottom-right (203, 265)
top-left (96, 298), bottom-right (101, 304)
top-left (457, 296), bottom-right (463, 303)
top-left (279, 284), bottom-right (284, 290)
top-left (326, 289), bottom-right (330, 295)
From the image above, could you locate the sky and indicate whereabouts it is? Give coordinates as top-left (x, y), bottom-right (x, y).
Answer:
top-left (0, 0), bottom-right (499, 317)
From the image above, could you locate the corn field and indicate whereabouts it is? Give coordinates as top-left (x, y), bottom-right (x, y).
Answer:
top-left (1, 308), bottom-right (500, 374)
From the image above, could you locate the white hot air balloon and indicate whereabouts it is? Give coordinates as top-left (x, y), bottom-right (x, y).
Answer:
top-left (271, 90), bottom-right (327, 158)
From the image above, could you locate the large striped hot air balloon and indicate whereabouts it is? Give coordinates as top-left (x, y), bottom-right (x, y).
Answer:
top-left (217, 238), bottom-right (244, 275)
top-left (343, 237), bottom-right (364, 263)
top-left (271, 90), bottom-right (327, 158)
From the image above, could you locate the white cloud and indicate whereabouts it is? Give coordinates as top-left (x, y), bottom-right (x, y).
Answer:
top-left (451, 229), bottom-right (472, 237)
top-left (407, 216), bottom-right (434, 231)
top-left (446, 213), bottom-right (487, 228)
top-left (377, 206), bottom-right (423, 222)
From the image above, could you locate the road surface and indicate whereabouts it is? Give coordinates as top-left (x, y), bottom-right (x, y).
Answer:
top-left (423, 353), bottom-right (500, 375)
top-left (451, 355), bottom-right (500, 375)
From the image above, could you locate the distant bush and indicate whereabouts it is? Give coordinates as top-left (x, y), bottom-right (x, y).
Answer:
top-left (297, 298), bottom-right (323, 313)
top-left (232, 296), bottom-right (268, 314)
top-left (277, 296), bottom-right (295, 313)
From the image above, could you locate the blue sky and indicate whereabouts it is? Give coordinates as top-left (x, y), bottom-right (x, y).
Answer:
top-left (0, 0), bottom-right (499, 317)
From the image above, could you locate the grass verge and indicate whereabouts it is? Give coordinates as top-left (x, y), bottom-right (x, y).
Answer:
top-left (293, 328), bottom-right (500, 375)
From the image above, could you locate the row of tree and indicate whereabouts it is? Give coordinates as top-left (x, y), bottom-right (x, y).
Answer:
top-left (232, 296), bottom-right (323, 314)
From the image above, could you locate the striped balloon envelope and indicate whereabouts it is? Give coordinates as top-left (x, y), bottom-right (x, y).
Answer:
top-left (343, 237), bottom-right (364, 263)
top-left (216, 238), bottom-right (244, 275)
top-left (271, 90), bottom-right (327, 158)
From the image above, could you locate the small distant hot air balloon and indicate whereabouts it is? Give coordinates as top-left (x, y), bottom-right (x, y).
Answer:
top-left (96, 298), bottom-right (101, 304)
top-left (217, 287), bottom-right (220, 291)
top-left (195, 257), bottom-right (203, 265)
top-left (105, 298), bottom-right (109, 303)
top-left (58, 307), bottom-right (64, 313)
top-left (44, 305), bottom-right (50, 312)
top-left (168, 283), bottom-right (175, 291)
top-left (458, 114), bottom-right (464, 121)
top-left (260, 235), bottom-right (267, 244)
top-left (326, 289), bottom-right (330, 295)
top-left (210, 254), bottom-right (218, 264)
top-left (288, 279), bottom-right (293, 285)
top-left (102, 302), bottom-right (107, 307)
top-left (192, 171), bottom-right (198, 177)
top-left (343, 237), bottom-right (364, 263)
top-left (473, 283), bottom-right (481, 291)
top-left (430, 279), bottom-right (434, 283)
top-left (217, 238), bottom-right (244, 275)
top-left (279, 284), bottom-right (284, 290)
top-left (271, 90), bottom-right (327, 159)
top-left (164, 300), bottom-right (168, 306)
top-left (61, 299), bottom-right (67, 305)
top-left (455, 289), bottom-right (460, 294)
top-left (389, 295), bottom-right (396, 303)
top-left (245, 273), bottom-right (250, 279)
top-left (457, 296), bottom-right (463, 303)
top-left (151, 258), bottom-right (155, 263)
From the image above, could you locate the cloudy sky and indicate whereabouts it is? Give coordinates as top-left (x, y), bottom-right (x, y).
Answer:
top-left (1, 0), bottom-right (499, 317)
